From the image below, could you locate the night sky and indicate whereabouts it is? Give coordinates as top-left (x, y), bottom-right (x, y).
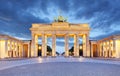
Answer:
top-left (0, 0), bottom-right (120, 53)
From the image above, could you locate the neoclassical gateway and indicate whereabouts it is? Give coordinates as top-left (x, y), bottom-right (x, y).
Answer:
top-left (0, 16), bottom-right (120, 58)
top-left (30, 20), bottom-right (90, 57)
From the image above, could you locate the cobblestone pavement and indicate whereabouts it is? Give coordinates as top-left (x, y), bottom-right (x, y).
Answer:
top-left (0, 57), bottom-right (120, 76)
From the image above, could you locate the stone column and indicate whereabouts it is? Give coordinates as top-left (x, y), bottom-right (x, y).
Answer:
top-left (109, 40), bottom-right (111, 57)
top-left (83, 34), bottom-right (87, 57)
top-left (52, 34), bottom-right (56, 57)
top-left (65, 34), bottom-right (69, 57)
top-left (10, 41), bottom-right (13, 57)
top-left (12, 41), bottom-right (15, 57)
top-left (28, 43), bottom-right (30, 58)
top-left (21, 43), bottom-right (24, 57)
top-left (86, 34), bottom-right (90, 57)
top-left (18, 42), bottom-right (20, 57)
top-left (42, 34), bottom-right (45, 57)
top-left (31, 34), bottom-right (35, 57)
top-left (31, 34), bottom-right (38, 57)
top-left (74, 34), bottom-right (79, 57)
top-left (44, 35), bottom-right (47, 57)
top-left (102, 42), bottom-right (104, 57)
top-left (105, 41), bottom-right (107, 57)
top-left (35, 35), bottom-right (38, 57)
top-left (16, 42), bottom-right (18, 57)
top-left (100, 42), bottom-right (102, 57)
top-left (4, 40), bottom-right (8, 58)
top-left (102, 41), bottom-right (105, 57)
top-left (113, 39), bottom-right (116, 58)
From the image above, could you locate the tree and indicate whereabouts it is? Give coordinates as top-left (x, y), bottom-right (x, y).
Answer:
top-left (69, 46), bottom-right (74, 56)
top-left (38, 44), bottom-right (52, 56)
top-left (56, 52), bottom-right (60, 56)
top-left (47, 45), bottom-right (52, 52)
top-left (61, 52), bottom-right (65, 56)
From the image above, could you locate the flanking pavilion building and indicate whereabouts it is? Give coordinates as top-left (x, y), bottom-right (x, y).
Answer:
top-left (90, 35), bottom-right (120, 58)
top-left (0, 15), bottom-right (120, 59)
top-left (0, 34), bottom-right (23, 58)
top-left (0, 34), bottom-right (31, 58)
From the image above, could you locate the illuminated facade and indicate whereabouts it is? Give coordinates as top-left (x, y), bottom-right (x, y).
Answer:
top-left (0, 34), bottom-right (30, 58)
top-left (90, 35), bottom-right (120, 58)
top-left (30, 22), bottom-right (90, 57)
top-left (30, 15), bottom-right (90, 57)
top-left (0, 16), bottom-right (120, 59)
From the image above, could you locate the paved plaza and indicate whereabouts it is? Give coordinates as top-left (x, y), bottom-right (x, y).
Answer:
top-left (0, 57), bottom-right (120, 76)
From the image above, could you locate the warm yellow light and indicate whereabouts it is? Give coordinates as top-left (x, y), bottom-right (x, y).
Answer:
top-left (79, 46), bottom-right (82, 49)
top-left (0, 40), bottom-right (5, 58)
top-left (38, 46), bottom-right (41, 50)
top-left (116, 40), bottom-right (120, 58)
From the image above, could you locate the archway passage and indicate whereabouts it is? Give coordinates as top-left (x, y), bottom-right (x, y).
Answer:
top-left (56, 37), bottom-right (64, 56)
top-left (79, 44), bottom-right (83, 56)
top-left (46, 38), bottom-right (52, 56)
top-left (79, 38), bottom-right (83, 56)
top-left (68, 37), bottom-right (74, 56)
top-left (37, 44), bottom-right (52, 57)
top-left (38, 45), bottom-right (42, 56)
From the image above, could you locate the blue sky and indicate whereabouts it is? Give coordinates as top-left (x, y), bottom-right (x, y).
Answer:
top-left (0, 0), bottom-right (120, 53)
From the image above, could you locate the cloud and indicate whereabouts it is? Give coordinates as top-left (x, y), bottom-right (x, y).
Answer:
top-left (90, 30), bottom-right (120, 40)
top-left (0, 0), bottom-right (120, 42)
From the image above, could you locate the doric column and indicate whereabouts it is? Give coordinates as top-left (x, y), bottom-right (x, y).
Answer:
top-left (105, 41), bottom-right (107, 57)
top-left (113, 39), bottom-right (117, 58)
top-left (4, 40), bottom-right (8, 58)
top-left (74, 34), bottom-right (79, 57)
top-left (31, 34), bottom-right (38, 57)
top-left (15, 42), bottom-right (18, 57)
top-left (52, 34), bottom-right (56, 57)
top-left (21, 43), bottom-right (24, 57)
top-left (65, 34), bottom-right (69, 57)
top-left (102, 41), bottom-right (105, 57)
top-left (12, 41), bottom-right (15, 57)
top-left (31, 34), bottom-right (35, 57)
top-left (42, 34), bottom-right (45, 57)
top-left (17, 43), bottom-right (20, 57)
top-left (28, 43), bottom-right (30, 57)
top-left (83, 34), bottom-right (90, 57)
top-left (109, 40), bottom-right (111, 57)
top-left (112, 39), bottom-right (115, 57)
top-left (35, 35), bottom-right (38, 57)
top-left (44, 35), bottom-right (47, 57)
top-left (83, 34), bottom-right (87, 57)
top-left (100, 42), bottom-right (102, 57)
top-left (86, 34), bottom-right (90, 57)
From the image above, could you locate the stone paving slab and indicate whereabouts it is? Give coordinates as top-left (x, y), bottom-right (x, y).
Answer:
top-left (0, 57), bottom-right (120, 70)
top-left (0, 62), bottom-right (120, 76)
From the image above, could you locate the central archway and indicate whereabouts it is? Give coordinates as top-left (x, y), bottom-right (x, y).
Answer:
top-left (56, 37), bottom-right (64, 56)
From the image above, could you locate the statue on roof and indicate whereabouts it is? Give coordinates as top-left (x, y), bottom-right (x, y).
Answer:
top-left (54, 10), bottom-right (67, 22)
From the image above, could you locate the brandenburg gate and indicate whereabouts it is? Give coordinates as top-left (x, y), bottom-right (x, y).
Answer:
top-left (30, 16), bottom-right (90, 57)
